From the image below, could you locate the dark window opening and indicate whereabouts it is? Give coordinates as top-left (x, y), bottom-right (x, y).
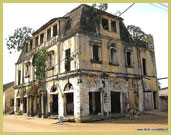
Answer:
top-left (93, 45), bottom-right (99, 62)
top-left (26, 43), bottom-right (28, 53)
top-left (65, 49), bottom-right (71, 72)
top-left (35, 36), bottom-right (38, 46)
top-left (10, 99), bottom-right (14, 107)
top-left (52, 95), bottom-right (58, 114)
top-left (30, 40), bottom-right (33, 50)
top-left (49, 54), bottom-right (52, 68)
top-left (47, 28), bottom-right (51, 40)
top-left (40, 33), bottom-right (44, 44)
top-left (111, 21), bottom-right (117, 32)
top-left (126, 52), bottom-right (131, 66)
top-left (18, 70), bottom-right (21, 85)
top-left (65, 93), bottom-right (74, 115)
top-left (102, 18), bottom-right (109, 30)
top-left (89, 92), bottom-right (101, 115)
top-left (142, 58), bottom-right (146, 75)
top-left (110, 48), bottom-right (117, 64)
top-left (53, 24), bottom-right (57, 37)
top-left (25, 64), bottom-right (29, 76)
top-left (111, 92), bottom-right (120, 113)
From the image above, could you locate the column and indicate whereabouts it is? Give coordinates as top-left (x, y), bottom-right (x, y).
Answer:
top-left (100, 92), bottom-right (104, 116)
top-left (41, 93), bottom-right (44, 118)
top-left (120, 93), bottom-right (123, 114)
top-left (138, 80), bottom-right (144, 113)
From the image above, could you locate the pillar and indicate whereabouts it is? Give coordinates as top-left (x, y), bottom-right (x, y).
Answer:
top-left (100, 92), bottom-right (104, 116)
top-left (138, 80), bottom-right (144, 113)
top-left (120, 93), bottom-right (123, 114)
top-left (41, 94), bottom-right (44, 118)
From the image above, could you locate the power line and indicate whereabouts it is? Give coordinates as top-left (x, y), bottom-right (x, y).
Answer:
top-left (118, 3), bottom-right (135, 17)
top-left (149, 3), bottom-right (168, 11)
top-left (157, 3), bottom-right (168, 8)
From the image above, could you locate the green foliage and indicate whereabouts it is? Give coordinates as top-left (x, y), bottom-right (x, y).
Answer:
top-left (92, 3), bottom-right (108, 11)
top-left (91, 3), bottom-right (108, 23)
top-left (65, 52), bottom-right (79, 71)
top-left (35, 49), bottom-right (47, 81)
top-left (127, 25), bottom-right (153, 48)
top-left (16, 110), bottom-right (23, 115)
top-left (6, 27), bottom-right (34, 53)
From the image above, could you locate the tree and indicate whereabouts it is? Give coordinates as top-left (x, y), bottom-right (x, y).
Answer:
top-left (6, 26), bottom-right (34, 53)
top-left (34, 49), bottom-right (47, 84)
top-left (92, 3), bottom-right (108, 11)
top-left (127, 25), bottom-right (153, 47)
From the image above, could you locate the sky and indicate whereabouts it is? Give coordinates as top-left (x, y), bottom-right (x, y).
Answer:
top-left (3, 3), bottom-right (168, 88)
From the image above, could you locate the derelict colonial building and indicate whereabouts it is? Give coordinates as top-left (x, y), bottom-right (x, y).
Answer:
top-left (14, 4), bottom-right (159, 122)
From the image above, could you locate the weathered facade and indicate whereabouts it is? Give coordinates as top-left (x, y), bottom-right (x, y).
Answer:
top-left (3, 82), bottom-right (15, 114)
top-left (14, 4), bottom-right (159, 122)
top-left (159, 87), bottom-right (168, 111)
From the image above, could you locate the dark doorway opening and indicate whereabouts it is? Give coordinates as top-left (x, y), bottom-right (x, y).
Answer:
top-left (111, 92), bottom-right (120, 113)
top-left (52, 95), bottom-right (58, 114)
top-left (23, 97), bottom-right (27, 113)
top-left (153, 92), bottom-right (157, 109)
top-left (89, 92), bottom-right (101, 115)
top-left (65, 93), bottom-right (74, 115)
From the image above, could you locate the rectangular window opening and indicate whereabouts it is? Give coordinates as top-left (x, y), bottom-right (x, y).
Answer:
top-left (47, 28), bottom-right (51, 40)
top-left (26, 43), bottom-right (28, 53)
top-left (142, 58), bottom-right (146, 75)
top-left (111, 21), bottom-right (117, 32)
top-left (102, 18), bottom-right (109, 30)
top-left (49, 54), bottom-right (52, 68)
top-left (30, 40), bottom-right (33, 50)
top-left (35, 36), bottom-right (38, 46)
top-left (53, 24), bottom-right (57, 37)
top-left (110, 48), bottom-right (117, 64)
top-left (65, 49), bottom-right (71, 72)
top-left (127, 52), bottom-right (131, 66)
top-left (40, 33), bottom-right (44, 44)
top-left (93, 45), bottom-right (99, 62)
top-left (18, 70), bottom-right (21, 85)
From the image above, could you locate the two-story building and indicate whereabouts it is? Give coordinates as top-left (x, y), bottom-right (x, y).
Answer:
top-left (14, 4), bottom-right (159, 122)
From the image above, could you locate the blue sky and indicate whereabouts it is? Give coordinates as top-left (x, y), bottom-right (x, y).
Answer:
top-left (3, 3), bottom-right (168, 88)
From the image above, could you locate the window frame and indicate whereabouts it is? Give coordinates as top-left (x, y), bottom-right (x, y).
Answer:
top-left (90, 41), bottom-right (102, 64)
top-left (65, 48), bottom-right (71, 72)
top-left (124, 49), bottom-right (134, 68)
top-left (53, 24), bottom-right (58, 37)
top-left (109, 46), bottom-right (119, 66)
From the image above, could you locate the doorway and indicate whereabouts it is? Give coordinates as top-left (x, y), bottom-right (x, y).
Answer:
top-left (89, 92), bottom-right (101, 115)
top-left (65, 93), bottom-right (74, 115)
top-left (111, 92), bottom-right (120, 113)
top-left (23, 97), bottom-right (27, 113)
top-left (52, 95), bottom-right (58, 114)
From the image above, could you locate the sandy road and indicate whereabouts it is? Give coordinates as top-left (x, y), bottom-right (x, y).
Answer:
top-left (3, 112), bottom-right (168, 132)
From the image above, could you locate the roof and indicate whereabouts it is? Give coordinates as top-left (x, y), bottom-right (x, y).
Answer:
top-left (159, 87), bottom-right (168, 97)
top-left (3, 81), bottom-right (14, 91)
top-left (16, 4), bottom-right (131, 64)
top-left (32, 17), bottom-right (67, 36)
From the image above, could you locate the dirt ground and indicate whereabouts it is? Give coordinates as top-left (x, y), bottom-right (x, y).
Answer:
top-left (3, 111), bottom-right (168, 132)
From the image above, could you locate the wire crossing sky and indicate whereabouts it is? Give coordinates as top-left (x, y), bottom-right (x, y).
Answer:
top-left (3, 3), bottom-right (168, 88)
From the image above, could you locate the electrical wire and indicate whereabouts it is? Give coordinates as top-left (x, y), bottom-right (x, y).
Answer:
top-left (149, 3), bottom-right (168, 11)
top-left (157, 3), bottom-right (168, 8)
top-left (118, 3), bottom-right (135, 17)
